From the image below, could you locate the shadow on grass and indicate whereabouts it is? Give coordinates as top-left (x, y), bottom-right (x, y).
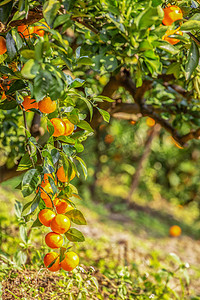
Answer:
top-left (87, 188), bottom-right (200, 240)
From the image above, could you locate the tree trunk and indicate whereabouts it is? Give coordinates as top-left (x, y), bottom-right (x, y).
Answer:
top-left (126, 124), bottom-right (161, 203)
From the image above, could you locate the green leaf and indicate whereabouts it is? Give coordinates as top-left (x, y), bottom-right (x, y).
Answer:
top-left (69, 78), bottom-right (85, 88)
top-left (19, 225), bottom-right (28, 244)
top-left (0, 0), bottom-right (12, 7)
top-left (77, 120), bottom-right (94, 132)
top-left (21, 49), bottom-right (35, 59)
top-left (75, 156), bottom-right (87, 179)
top-left (80, 97), bottom-right (93, 121)
top-left (65, 209), bottom-right (87, 225)
top-left (181, 20), bottom-right (200, 31)
top-left (0, 99), bottom-right (17, 109)
top-left (0, 65), bottom-right (15, 76)
top-left (6, 32), bottom-right (17, 59)
top-left (65, 228), bottom-right (85, 242)
top-left (166, 62), bottom-right (181, 79)
top-left (136, 6), bottom-right (164, 30)
top-left (157, 42), bottom-right (179, 55)
top-left (7, 80), bottom-right (26, 95)
top-left (97, 108), bottom-right (110, 123)
top-left (95, 95), bottom-right (114, 102)
top-left (0, 1), bottom-right (13, 23)
top-left (11, 29), bottom-right (23, 51)
top-left (57, 136), bottom-right (75, 144)
top-left (60, 247), bottom-right (67, 262)
top-left (21, 169), bottom-right (40, 197)
top-left (43, 0), bottom-right (61, 27)
top-left (53, 14), bottom-right (71, 28)
top-left (21, 59), bottom-right (40, 79)
top-left (31, 216), bottom-right (42, 228)
top-left (185, 40), bottom-right (199, 80)
top-left (77, 56), bottom-right (93, 66)
top-left (33, 70), bottom-right (52, 101)
top-left (17, 152), bottom-right (32, 171)
top-left (104, 55), bottom-right (118, 72)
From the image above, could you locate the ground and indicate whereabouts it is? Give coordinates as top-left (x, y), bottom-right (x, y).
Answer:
top-left (0, 176), bottom-right (200, 299)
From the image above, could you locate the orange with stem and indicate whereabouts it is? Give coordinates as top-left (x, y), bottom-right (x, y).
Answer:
top-left (50, 214), bottom-right (71, 234)
top-left (44, 252), bottom-right (61, 272)
top-left (60, 251), bottom-right (79, 271)
top-left (38, 209), bottom-right (56, 227)
top-left (45, 232), bottom-right (63, 249)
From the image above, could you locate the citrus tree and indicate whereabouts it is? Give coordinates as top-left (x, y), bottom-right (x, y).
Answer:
top-left (0, 0), bottom-right (200, 271)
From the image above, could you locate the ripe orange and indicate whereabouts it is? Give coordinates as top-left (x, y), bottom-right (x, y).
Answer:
top-left (38, 181), bottom-right (53, 200)
top-left (162, 28), bottom-right (183, 45)
top-left (34, 22), bottom-right (49, 37)
top-left (38, 209), bottom-right (56, 227)
top-left (18, 25), bottom-right (34, 38)
top-left (60, 251), bottom-right (79, 271)
top-left (57, 166), bottom-right (76, 183)
top-left (44, 252), bottom-right (61, 272)
top-left (49, 118), bottom-right (66, 137)
top-left (22, 96), bottom-right (38, 111)
top-left (169, 225), bottom-right (182, 237)
top-left (163, 5), bottom-right (183, 26)
top-left (45, 232), bottom-right (63, 249)
top-left (146, 117), bottom-right (155, 127)
top-left (43, 197), bottom-right (53, 208)
top-left (0, 36), bottom-right (7, 55)
top-left (63, 119), bottom-right (74, 136)
top-left (55, 199), bottom-right (74, 214)
top-left (38, 97), bottom-right (56, 114)
top-left (43, 173), bottom-right (54, 183)
top-left (50, 214), bottom-right (71, 234)
top-left (130, 120), bottom-right (136, 125)
top-left (104, 134), bottom-right (114, 144)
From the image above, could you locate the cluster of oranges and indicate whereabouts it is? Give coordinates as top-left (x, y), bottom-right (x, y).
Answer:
top-left (17, 22), bottom-right (49, 39)
top-left (37, 168), bottom-right (79, 272)
top-left (0, 22), bottom-right (48, 56)
top-left (162, 5), bottom-right (183, 45)
top-left (23, 93), bottom-right (77, 272)
top-left (22, 95), bottom-right (75, 137)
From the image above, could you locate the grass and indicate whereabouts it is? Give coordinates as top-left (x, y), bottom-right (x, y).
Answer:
top-left (0, 177), bottom-right (200, 299)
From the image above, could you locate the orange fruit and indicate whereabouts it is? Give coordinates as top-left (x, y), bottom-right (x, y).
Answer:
top-left (50, 214), bottom-right (71, 234)
top-left (55, 199), bottom-right (74, 214)
top-left (44, 252), bottom-right (61, 272)
top-left (43, 173), bottom-right (54, 183)
top-left (104, 134), bottom-right (114, 144)
top-left (146, 117), bottom-right (155, 127)
top-left (63, 119), bottom-right (74, 136)
top-left (18, 25), bottom-right (34, 38)
top-left (130, 120), bottom-right (136, 125)
top-left (38, 209), bottom-right (56, 227)
top-left (163, 5), bottom-right (183, 26)
top-left (0, 36), bottom-right (7, 55)
top-left (38, 181), bottom-right (53, 200)
top-left (45, 232), bottom-right (63, 249)
top-left (162, 28), bottom-right (183, 45)
top-left (21, 96), bottom-right (38, 111)
top-left (43, 197), bottom-right (53, 208)
top-left (57, 166), bottom-right (76, 183)
top-left (49, 118), bottom-right (66, 137)
top-left (169, 225), bottom-right (182, 237)
top-left (38, 97), bottom-right (57, 114)
top-left (60, 251), bottom-right (79, 271)
top-left (34, 22), bottom-right (49, 37)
